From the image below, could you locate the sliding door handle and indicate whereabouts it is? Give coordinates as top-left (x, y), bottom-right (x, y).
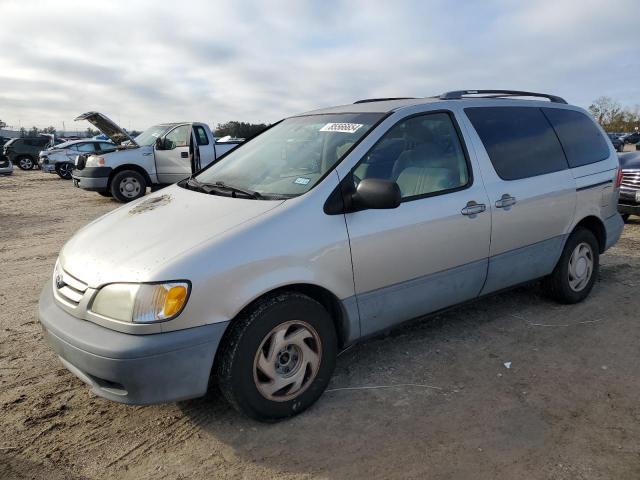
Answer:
top-left (495, 194), bottom-right (516, 209)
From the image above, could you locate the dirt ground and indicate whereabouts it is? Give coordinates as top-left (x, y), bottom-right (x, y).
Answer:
top-left (1, 168), bottom-right (639, 480)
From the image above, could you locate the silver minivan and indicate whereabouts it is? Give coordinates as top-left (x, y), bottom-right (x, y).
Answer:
top-left (39, 90), bottom-right (624, 421)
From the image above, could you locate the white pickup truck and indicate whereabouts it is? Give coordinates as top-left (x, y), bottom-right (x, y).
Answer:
top-left (72, 112), bottom-right (242, 202)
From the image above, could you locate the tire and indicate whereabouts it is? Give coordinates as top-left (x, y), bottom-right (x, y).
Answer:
top-left (543, 227), bottom-right (599, 304)
top-left (55, 162), bottom-right (73, 180)
top-left (621, 214), bottom-right (630, 223)
top-left (217, 292), bottom-right (337, 421)
top-left (110, 170), bottom-right (146, 203)
top-left (16, 156), bottom-right (34, 170)
top-left (97, 191), bottom-right (112, 198)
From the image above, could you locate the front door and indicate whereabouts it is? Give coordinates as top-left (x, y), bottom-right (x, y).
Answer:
top-left (155, 124), bottom-right (192, 184)
top-left (345, 111), bottom-right (492, 337)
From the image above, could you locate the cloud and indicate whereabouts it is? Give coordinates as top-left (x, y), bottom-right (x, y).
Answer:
top-left (0, 0), bottom-right (638, 132)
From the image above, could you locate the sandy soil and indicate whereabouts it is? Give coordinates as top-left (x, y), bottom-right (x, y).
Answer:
top-left (1, 168), bottom-right (639, 479)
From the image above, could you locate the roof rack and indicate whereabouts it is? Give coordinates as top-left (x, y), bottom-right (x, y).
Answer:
top-left (354, 97), bottom-right (416, 104)
top-left (439, 90), bottom-right (567, 104)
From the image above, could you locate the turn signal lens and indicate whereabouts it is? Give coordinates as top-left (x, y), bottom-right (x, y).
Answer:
top-left (163, 285), bottom-right (188, 317)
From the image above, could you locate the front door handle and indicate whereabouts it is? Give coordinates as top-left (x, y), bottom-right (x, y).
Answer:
top-left (495, 194), bottom-right (516, 209)
top-left (461, 201), bottom-right (486, 216)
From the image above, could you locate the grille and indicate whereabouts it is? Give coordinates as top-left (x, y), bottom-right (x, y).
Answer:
top-left (621, 170), bottom-right (640, 191)
top-left (55, 270), bottom-right (88, 305)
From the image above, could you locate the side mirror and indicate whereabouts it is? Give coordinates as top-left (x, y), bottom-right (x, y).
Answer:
top-left (155, 137), bottom-right (164, 150)
top-left (352, 178), bottom-right (401, 210)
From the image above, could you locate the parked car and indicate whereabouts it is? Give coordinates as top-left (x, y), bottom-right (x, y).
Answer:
top-left (0, 155), bottom-right (13, 175)
top-left (623, 132), bottom-right (640, 144)
top-left (617, 151), bottom-right (640, 221)
top-left (607, 133), bottom-right (624, 152)
top-left (39, 90), bottom-right (623, 421)
top-left (72, 112), bottom-right (243, 202)
top-left (3, 136), bottom-right (53, 170)
top-left (39, 139), bottom-right (115, 179)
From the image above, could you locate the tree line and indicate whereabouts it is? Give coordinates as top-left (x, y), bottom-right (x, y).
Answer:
top-left (588, 97), bottom-right (640, 133)
top-left (214, 121), bottom-right (269, 139)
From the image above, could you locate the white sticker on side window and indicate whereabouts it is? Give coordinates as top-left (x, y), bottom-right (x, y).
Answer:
top-left (319, 123), bottom-right (363, 134)
top-left (294, 177), bottom-right (310, 185)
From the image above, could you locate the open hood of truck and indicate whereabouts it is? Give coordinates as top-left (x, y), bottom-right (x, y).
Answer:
top-left (75, 111), bottom-right (138, 147)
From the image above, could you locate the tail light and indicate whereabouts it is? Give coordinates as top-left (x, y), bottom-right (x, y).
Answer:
top-left (615, 167), bottom-right (623, 188)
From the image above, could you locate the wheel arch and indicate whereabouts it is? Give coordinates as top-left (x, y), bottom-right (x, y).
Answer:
top-left (572, 215), bottom-right (606, 253)
top-left (107, 164), bottom-right (152, 190)
top-left (225, 283), bottom-right (355, 351)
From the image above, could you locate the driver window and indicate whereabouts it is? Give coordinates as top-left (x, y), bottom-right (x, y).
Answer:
top-left (164, 125), bottom-right (190, 149)
top-left (354, 112), bottom-right (469, 200)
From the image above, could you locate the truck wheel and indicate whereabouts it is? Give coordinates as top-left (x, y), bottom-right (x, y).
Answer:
top-left (55, 162), bottom-right (73, 179)
top-left (217, 292), bottom-right (337, 421)
top-left (17, 156), bottom-right (34, 170)
top-left (543, 227), bottom-right (599, 304)
top-left (110, 170), bottom-right (146, 203)
top-left (621, 214), bottom-right (630, 223)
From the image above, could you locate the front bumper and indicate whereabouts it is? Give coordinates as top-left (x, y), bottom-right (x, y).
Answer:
top-left (618, 188), bottom-right (640, 216)
top-left (41, 163), bottom-right (56, 173)
top-left (38, 285), bottom-right (229, 404)
top-left (72, 166), bottom-right (112, 191)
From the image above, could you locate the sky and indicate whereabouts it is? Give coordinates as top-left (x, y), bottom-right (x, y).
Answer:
top-left (0, 0), bottom-right (638, 132)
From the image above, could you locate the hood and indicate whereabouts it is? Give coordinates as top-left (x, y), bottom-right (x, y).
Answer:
top-left (75, 111), bottom-right (137, 147)
top-left (618, 152), bottom-right (640, 169)
top-left (60, 185), bottom-right (284, 287)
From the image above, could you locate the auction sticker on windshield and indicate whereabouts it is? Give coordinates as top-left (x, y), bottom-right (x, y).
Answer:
top-left (319, 123), bottom-right (363, 134)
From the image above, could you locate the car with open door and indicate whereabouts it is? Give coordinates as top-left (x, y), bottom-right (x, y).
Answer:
top-left (39, 90), bottom-right (623, 421)
top-left (72, 112), bottom-right (242, 202)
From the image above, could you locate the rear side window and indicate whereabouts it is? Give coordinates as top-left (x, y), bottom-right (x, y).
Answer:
top-left (465, 107), bottom-right (567, 180)
top-left (542, 108), bottom-right (610, 168)
top-left (194, 126), bottom-right (209, 145)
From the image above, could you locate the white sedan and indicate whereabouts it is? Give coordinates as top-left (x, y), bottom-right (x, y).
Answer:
top-left (39, 139), bottom-right (115, 179)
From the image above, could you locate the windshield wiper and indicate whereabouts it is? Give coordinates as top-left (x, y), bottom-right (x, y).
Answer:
top-left (185, 177), bottom-right (262, 199)
top-left (212, 181), bottom-right (263, 199)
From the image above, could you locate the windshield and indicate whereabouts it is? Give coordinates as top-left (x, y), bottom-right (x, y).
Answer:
top-left (193, 113), bottom-right (383, 197)
top-left (134, 125), bottom-right (172, 146)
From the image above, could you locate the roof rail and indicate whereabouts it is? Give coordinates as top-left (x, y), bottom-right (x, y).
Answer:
top-left (354, 97), bottom-right (416, 104)
top-left (439, 90), bottom-right (567, 104)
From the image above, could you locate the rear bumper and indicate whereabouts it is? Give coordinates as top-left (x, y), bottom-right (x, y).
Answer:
top-left (72, 167), bottom-right (111, 191)
top-left (38, 285), bottom-right (228, 405)
top-left (604, 213), bottom-right (624, 251)
top-left (618, 203), bottom-right (640, 215)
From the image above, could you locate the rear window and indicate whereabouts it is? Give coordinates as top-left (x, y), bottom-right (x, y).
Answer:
top-left (465, 107), bottom-right (567, 180)
top-left (542, 108), bottom-right (610, 168)
top-left (194, 126), bottom-right (209, 145)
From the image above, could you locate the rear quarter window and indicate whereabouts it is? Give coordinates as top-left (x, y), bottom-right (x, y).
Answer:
top-left (465, 106), bottom-right (568, 180)
top-left (542, 108), bottom-right (610, 168)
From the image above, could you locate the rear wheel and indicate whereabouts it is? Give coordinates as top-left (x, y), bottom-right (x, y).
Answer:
top-left (17, 156), bottom-right (34, 170)
top-left (55, 162), bottom-right (73, 179)
top-left (217, 292), bottom-right (337, 421)
top-left (110, 170), bottom-right (146, 203)
top-left (543, 228), bottom-right (599, 304)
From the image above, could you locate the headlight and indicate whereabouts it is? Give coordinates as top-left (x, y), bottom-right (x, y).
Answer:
top-left (85, 155), bottom-right (105, 167)
top-left (91, 282), bottom-right (190, 323)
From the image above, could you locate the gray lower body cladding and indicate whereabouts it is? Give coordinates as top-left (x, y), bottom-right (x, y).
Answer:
top-left (38, 285), bottom-right (228, 404)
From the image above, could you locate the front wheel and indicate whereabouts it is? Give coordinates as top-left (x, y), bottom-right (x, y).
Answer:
top-left (217, 292), bottom-right (337, 421)
top-left (543, 228), bottom-right (599, 304)
top-left (55, 162), bottom-right (73, 179)
top-left (17, 156), bottom-right (34, 170)
top-left (110, 170), bottom-right (146, 203)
